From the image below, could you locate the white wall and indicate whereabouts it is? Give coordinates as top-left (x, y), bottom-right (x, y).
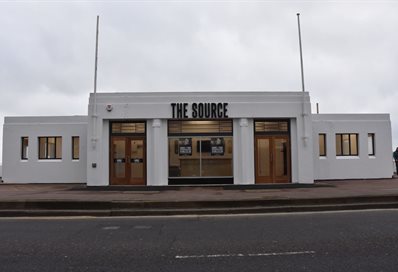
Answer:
top-left (312, 114), bottom-right (393, 180)
top-left (2, 116), bottom-right (87, 183)
top-left (3, 93), bottom-right (392, 185)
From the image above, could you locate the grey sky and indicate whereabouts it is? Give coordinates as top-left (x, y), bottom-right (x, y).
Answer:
top-left (1, 1), bottom-right (398, 163)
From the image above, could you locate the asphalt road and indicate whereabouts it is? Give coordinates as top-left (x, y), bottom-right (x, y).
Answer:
top-left (1, 210), bottom-right (398, 272)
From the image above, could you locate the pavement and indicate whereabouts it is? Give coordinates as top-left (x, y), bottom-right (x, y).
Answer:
top-left (1, 178), bottom-right (398, 217)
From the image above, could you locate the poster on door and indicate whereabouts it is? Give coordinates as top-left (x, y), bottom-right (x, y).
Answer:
top-left (178, 138), bottom-right (192, 156)
top-left (211, 137), bottom-right (224, 156)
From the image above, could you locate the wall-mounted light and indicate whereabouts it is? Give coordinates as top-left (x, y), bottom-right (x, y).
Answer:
top-left (106, 104), bottom-right (113, 112)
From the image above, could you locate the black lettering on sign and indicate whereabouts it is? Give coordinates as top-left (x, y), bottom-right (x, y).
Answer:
top-left (192, 103), bottom-right (198, 118)
top-left (223, 103), bottom-right (228, 118)
top-left (171, 103), bottom-right (176, 119)
top-left (170, 102), bottom-right (229, 119)
top-left (205, 103), bottom-right (210, 118)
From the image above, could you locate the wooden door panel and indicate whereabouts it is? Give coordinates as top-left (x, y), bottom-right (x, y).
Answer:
top-left (255, 135), bottom-right (290, 184)
top-left (110, 136), bottom-right (146, 185)
top-left (255, 137), bottom-right (272, 183)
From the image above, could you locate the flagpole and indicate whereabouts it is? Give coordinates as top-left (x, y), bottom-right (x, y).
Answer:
top-left (92, 15), bottom-right (99, 148)
top-left (297, 13), bottom-right (305, 92)
top-left (297, 13), bottom-right (308, 146)
top-left (94, 15), bottom-right (99, 108)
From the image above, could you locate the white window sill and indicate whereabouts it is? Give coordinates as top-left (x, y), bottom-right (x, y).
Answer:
top-left (72, 159), bottom-right (80, 162)
top-left (336, 156), bottom-right (359, 159)
top-left (368, 155), bottom-right (376, 159)
top-left (319, 156), bottom-right (327, 159)
top-left (38, 159), bottom-right (63, 162)
top-left (20, 159), bottom-right (28, 162)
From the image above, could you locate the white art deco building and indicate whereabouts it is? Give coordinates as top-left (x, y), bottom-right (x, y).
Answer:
top-left (2, 91), bottom-right (393, 186)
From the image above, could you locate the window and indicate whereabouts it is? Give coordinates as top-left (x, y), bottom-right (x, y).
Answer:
top-left (168, 120), bottom-right (233, 179)
top-left (336, 133), bottom-right (358, 156)
top-left (38, 137), bottom-right (62, 159)
top-left (72, 136), bottom-right (79, 160)
top-left (111, 122), bottom-right (145, 134)
top-left (255, 120), bottom-right (289, 133)
top-left (319, 134), bottom-right (326, 156)
top-left (169, 120), bottom-right (232, 135)
top-left (368, 133), bottom-right (375, 156)
top-left (21, 137), bottom-right (28, 160)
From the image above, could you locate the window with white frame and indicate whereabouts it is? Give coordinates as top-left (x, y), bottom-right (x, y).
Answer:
top-left (21, 137), bottom-right (28, 160)
top-left (72, 136), bottom-right (79, 160)
top-left (319, 134), bottom-right (326, 157)
top-left (38, 137), bottom-right (62, 159)
top-left (368, 133), bottom-right (375, 156)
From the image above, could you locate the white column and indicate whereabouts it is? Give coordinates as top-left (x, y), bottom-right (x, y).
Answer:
top-left (233, 118), bottom-right (255, 184)
top-left (295, 111), bottom-right (314, 184)
top-left (147, 119), bottom-right (168, 186)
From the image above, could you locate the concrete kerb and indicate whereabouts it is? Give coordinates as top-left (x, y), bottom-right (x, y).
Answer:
top-left (2, 195), bottom-right (398, 217)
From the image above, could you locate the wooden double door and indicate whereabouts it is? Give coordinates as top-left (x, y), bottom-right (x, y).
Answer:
top-left (255, 135), bottom-right (290, 183)
top-left (110, 136), bottom-right (146, 185)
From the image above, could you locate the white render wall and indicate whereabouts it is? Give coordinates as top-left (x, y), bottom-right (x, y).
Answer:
top-left (312, 114), bottom-right (393, 180)
top-left (1, 93), bottom-right (393, 185)
top-left (87, 91), bottom-right (314, 186)
top-left (2, 116), bottom-right (87, 183)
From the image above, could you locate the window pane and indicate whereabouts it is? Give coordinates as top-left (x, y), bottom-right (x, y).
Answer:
top-left (39, 138), bottom-right (47, 159)
top-left (368, 133), bottom-right (375, 155)
top-left (342, 134), bottom-right (350, 155)
top-left (56, 137), bottom-right (62, 159)
top-left (319, 134), bottom-right (326, 156)
top-left (255, 121), bottom-right (288, 132)
top-left (72, 137), bottom-right (79, 159)
top-left (112, 122), bottom-right (145, 134)
top-left (336, 134), bottom-right (342, 155)
top-left (169, 137), bottom-right (200, 177)
top-left (201, 137), bottom-right (233, 176)
top-left (168, 120), bottom-right (232, 135)
top-left (350, 134), bottom-right (358, 155)
top-left (48, 137), bottom-right (56, 159)
top-left (168, 136), bottom-right (233, 178)
top-left (21, 137), bottom-right (29, 159)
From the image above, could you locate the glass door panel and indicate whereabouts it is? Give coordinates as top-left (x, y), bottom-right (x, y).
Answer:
top-left (130, 139), bottom-right (145, 180)
top-left (111, 138), bottom-right (127, 185)
top-left (257, 138), bottom-right (271, 178)
top-left (274, 138), bottom-right (288, 178)
top-left (113, 139), bottom-right (126, 178)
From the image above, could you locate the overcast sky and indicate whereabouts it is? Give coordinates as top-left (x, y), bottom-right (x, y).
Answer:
top-left (1, 1), bottom-right (398, 164)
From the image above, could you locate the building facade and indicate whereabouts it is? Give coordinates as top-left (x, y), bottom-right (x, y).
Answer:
top-left (1, 91), bottom-right (393, 186)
